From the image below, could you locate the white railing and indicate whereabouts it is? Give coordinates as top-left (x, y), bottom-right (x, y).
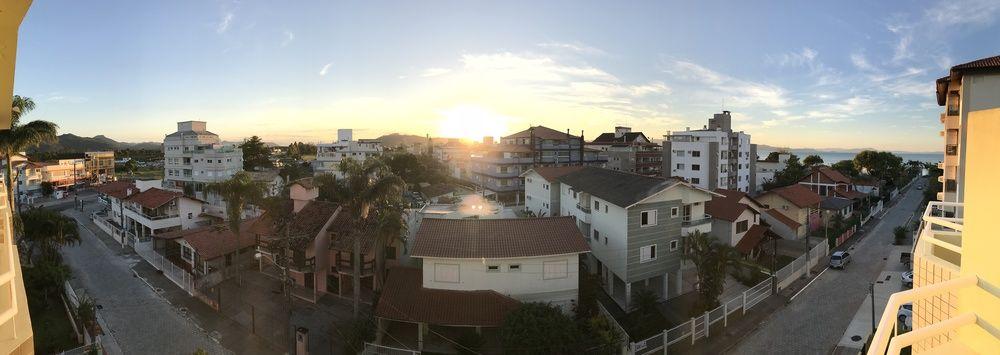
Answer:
top-left (362, 342), bottom-right (420, 355)
top-left (598, 301), bottom-right (630, 354)
top-left (135, 246), bottom-right (196, 295)
top-left (867, 276), bottom-right (1000, 355)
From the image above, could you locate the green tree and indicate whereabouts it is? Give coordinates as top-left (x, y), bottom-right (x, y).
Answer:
top-left (628, 288), bottom-right (661, 336)
top-left (682, 231), bottom-right (744, 313)
top-left (278, 161), bottom-right (311, 181)
top-left (802, 154), bottom-right (824, 167)
top-left (762, 154), bottom-right (807, 189)
top-left (20, 208), bottom-right (80, 263)
top-left (853, 150), bottom-right (903, 189)
top-left (831, 159), bottom-right (859, 177)
top-left (24, 258), bottom-right (71, 302)
top-left (205, 172), bottom-right (265, 286)
top-left (39, 181), bottom-right (55, 197)
top-left (238, 135), bottom-right (273, 171)
top-left (501, 303), bottom-right (582, 354)
top-left (3, 95), bottom-right (59, 215)
top-left (893, 226), bottom-right (908, 245)
top-left (312, 173), bottom-right (349, 203)
top-left (286, 141), bottom-right (316, 159)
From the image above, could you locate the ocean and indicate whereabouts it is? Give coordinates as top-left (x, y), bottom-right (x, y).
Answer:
top-left (756, 149), bottom-right (942, 164)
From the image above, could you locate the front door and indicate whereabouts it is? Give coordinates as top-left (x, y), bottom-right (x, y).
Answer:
top-left (304, 272), bottom-right (314, 289)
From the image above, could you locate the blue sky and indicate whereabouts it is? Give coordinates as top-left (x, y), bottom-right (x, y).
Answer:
top-left (13, 0), bottom-right (1000, 151)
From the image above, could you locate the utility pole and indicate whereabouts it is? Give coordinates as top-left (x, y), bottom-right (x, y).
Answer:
top-left (806, 204), bottom-right (814, 278)
top-left (771, 235), bottom-right (778, 294)
top-left (353, 233), bottom-right (361, 318)
top-left (870, 282), bottom-right (877, 333)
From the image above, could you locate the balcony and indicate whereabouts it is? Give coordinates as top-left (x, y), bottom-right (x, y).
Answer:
top-left (945, 145), bottom-right (958, 156)
top-left (682, 214), bottom-right (712, 235)
top-left (915, 202), bottom-right (963, 269)
top-left (335, 258), bottom-right (374, 276)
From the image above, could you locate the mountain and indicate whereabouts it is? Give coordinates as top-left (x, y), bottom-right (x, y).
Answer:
top-left (376, 133), bottom-right (431, 147)
top-left (29, 134), bottom-right (161, 153)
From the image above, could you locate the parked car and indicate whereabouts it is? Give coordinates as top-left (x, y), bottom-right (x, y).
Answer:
top-left (902, 271), bottom-right (914, 287)
top-left (898, 303), bottom-right (913, 332)
top-left (829, 251), bottom-right (852, 269)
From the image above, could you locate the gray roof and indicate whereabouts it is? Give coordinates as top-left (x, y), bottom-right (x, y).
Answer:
top-left (557, 166), bottom-right (679, 207)
top-left (820, 196), bottom-right (853, 210)
top-left (165, 130), bottom-right (218, 138)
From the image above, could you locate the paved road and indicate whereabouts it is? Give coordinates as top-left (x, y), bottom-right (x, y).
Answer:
top-left (60, 209), bottom-right (230, 355)
top-left (729, 180), bottom-right (925, 355)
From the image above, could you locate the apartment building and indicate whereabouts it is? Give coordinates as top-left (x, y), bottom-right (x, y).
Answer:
top-left (755, 152), bottom-right (790, 192)
top-left (525, 166), bottom-right (717, 309)
top-left (313, 129), bottom-right (383, 178)
top-left (467, 126), bottom-right (606, 203)
top-left (663, 111), bottom-right (757, 192)
top-left (163, 121), bottom-right (243, 217)
top-left (1, 2), bottom-right (36, 351)
top-left (522, 166), bottom-right (584, 217)
top-left (85, 151), bottom-right (115, 183)
top-left (587, 126), bottom-right (662, 175)
top-left (869, 55), bottom-right (1000, 354)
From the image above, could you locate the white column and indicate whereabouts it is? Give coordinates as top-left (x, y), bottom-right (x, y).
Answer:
top-left (675, 268), bottom-right (683, 296)
top-left (663, 272), bottom-right (670, 299)
top-left (624, 282), bottom-right (632, 310)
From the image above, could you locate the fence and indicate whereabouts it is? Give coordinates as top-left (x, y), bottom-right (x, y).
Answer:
top-left (628, 241), bottom-right (828, 355)
top-left (135, 245), bottom-right (196, 295)
top-left (834, 225), bottom-right (857, 247)
top-left (362, 342), bottom-right (420, 355)
top-left (598, 301), bottom-right (630, 354)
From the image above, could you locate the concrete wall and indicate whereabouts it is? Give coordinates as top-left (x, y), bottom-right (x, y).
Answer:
top-left (420, 254), bottom-right (582, 310)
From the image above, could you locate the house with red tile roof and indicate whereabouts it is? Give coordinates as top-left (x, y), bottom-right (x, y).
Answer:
top-left (706, 189), bottom-right (772, 256)
top-left (798, 165), bottom-right (860, 197)
top-left (375, 216), bottom-right (589, 351)
top-left (152, 218), bottom-right (262, 288)
top-left (757, 184), bottom-right (822, 239)
top-left (92, 180), bottom-right (208, 247)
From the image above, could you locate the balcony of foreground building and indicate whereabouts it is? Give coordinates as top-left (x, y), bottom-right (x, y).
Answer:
top-left (682, 213), bottom-right (712, 235)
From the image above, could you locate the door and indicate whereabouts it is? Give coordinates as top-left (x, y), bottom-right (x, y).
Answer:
top-left (304, 272), bottom-right (314, 289)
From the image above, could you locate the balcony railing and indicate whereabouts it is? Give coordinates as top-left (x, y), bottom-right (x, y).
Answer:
top-left (946, 144), bottom-right (958, 156)
top-left (682, 214), bottom-right (712, 226)
top-left (577, 204), bottom-right (592, 213)
top-left (125, 205), bottom-right (179, 221)
top-left (915, 201), bottom-right (963, 270)
top-left (335, 258), bottom-right (374, 275)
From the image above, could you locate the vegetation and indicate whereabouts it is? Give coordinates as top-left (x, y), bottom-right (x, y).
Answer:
top-left (501, 303), bottom-right (582, 354)
top-left (76, 294), bottom-right (98, 335)
top-left (21, 209), bottom-right (80, 353)
top-left (205, 172), bottom-right (265, 286)
top-left (802, 154), bottom-right (824, 167)
top-left (3, 95), bottom-right (59, 216)
top-left (923, 164), bottom-right (943, 204)
top-left (286, 141), bottom-right (317, 159)
top-left (761, 154), bottom-right (808, 189)
top-left (21, 208), bottom-right (81, 263)
top-left (831, 159), bottom-right (860, 178)
top-left (336, 315), bottom-right (375, 354)
top-left (682, 231), bottom-right (744, 313)
top-left (239, 135), bottom-right (274, 171)
top-left (853, 150), bottom-right (903, 189)
top-left (40, 181), bottom-right (55, 197)
top-left (382, 151), bottom-right (448, 187)
top-left (454, 330), bottom-right (485, 355)
top-left (893, 226), bottom-right (909, 245)
top-left (278, 160), bottom-right (312, 181)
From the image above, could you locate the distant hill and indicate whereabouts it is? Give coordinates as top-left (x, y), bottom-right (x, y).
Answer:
top-left (377, 133), bottom-right (458, 147)
top-left (29, 134), bottom-right (161, 154)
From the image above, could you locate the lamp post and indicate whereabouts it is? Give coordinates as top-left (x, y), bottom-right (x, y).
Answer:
top-left (870, 282), bottom-right (877, 334)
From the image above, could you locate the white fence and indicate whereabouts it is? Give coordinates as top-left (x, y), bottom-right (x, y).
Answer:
top-left (362, 342), bottom-right (419, 355)
top-left (628, 241), bottom-right (828, 354)
top-left (135, 245), bottom-right (196, 295)
top-left (598, 301), bottom-right (631, 354)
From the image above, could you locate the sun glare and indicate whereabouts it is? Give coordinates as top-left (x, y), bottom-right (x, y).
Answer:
top-left (436, 105), bottom-right (511, 142)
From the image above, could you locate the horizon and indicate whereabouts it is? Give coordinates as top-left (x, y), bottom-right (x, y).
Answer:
top-left (13, 0), bottom-right (1000, 151)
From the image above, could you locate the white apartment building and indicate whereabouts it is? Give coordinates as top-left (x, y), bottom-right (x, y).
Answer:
top-left (314, 129), bottom-right (383, 178)
top-left (755, 152), bottom-right (790, 192)
top-left (163, 121), bottom-right (243, 217)
top-left (662, 111), bottom-right (757, 193)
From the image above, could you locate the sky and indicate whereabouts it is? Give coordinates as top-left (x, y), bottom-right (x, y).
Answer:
top-left (12, 0), bottom-right (1000, 152)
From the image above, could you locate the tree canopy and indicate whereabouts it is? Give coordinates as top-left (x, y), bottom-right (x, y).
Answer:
top-left (831, 159), bottom-right (859, 177)
top-left (501, 303), bottom-right (582, 354)
top-left (853, 150), bottom-right (903, 187)
top-left (239, 135), bottom-right (273, 171)
top-left (762, 154), bottom-right (807, 190)
top-left (682, 231), bottom-right (743, 313)
top-left (802, 154), bottom-right (824, 167)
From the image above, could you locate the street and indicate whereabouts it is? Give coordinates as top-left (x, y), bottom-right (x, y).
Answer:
top-left (729, 179), bottom-right (924, 354)
top-left (60, 207), bottom-right (230, 355)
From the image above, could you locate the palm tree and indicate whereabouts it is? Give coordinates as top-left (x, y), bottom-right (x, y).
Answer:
top-left (682, 231), bottom-right (744, 313)
top-left (3, 95), bottom-right (59, 214)
top-left (20, 208), bottom-right (80, 263)
top-left (205, 172), bottom-right (265, 287)
top-left (369, 194), bottom-right (408, 290)
top-left (336, 157), bottom-right (405, 316)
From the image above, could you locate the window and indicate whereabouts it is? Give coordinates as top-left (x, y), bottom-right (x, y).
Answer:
top-left (670, 207), bottom-right (679, 217)
top-left (675, 150), bottom-right (685, 157)
top-left (594, 200), bottom-right (600, 210)
top-left (640, 210), bottom-right (657, 227)
top-left (640, 245), bottom-right (657, 262)
top-left (434, 263), bottom-right (460, 283)
top-left (736, 220), bottom-right (749, 233)
top-left (187, 212), bottom-right (193, 219)
top-left (594, 229), bottom-right (600, 241)
top-left (692, 164), bottom-right (700, 171)
top-left (508, 264), bottom-right (521, 272)
top-left (669, 240), bottom-right (680, 251)
top-left (486, 265), bottom-right (500, 273)
top-left (691, 151), bottom-right (701, 157)
top-left (691, 178), bottom-right (700, 184)
top-left (543, 260), bottom-right (568, 279)
top-left (676, 163), bottom-right (684, 170)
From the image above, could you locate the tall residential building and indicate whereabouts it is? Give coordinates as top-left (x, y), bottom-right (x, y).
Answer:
top-left (313, 129), bottom-right (383, 178)
top-left (467, 126), bottom-right (606, 203)
top-left (163, 121), bottom-right (243, 217)
top-left (869, 55), bottom-right (1000, 354)
top-left (85, 151), bottom-right (115, 183)
top-left (662, 111), bottom-right (757, 192)
top-left (586, 126), bottom-right (662, 175)
top-left (0, 1), bottom-right (35, 352)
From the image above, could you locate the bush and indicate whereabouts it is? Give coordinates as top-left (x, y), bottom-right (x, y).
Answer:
top-left (501, 303), bottom-right (581, 354)
top-left (582, 315), bottom-right (623, 353)
top-left (454, 330), bottom-right (485, 355)
top-left (893, 226), bottom-right (908, 245)
top-left (337, 316), bottom-right (375, 354)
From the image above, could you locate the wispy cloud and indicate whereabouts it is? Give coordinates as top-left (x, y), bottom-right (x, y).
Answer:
top-left (537, 41), bottom-right (606, 55)
top-left (319, 62), bottom-right (333, 76)
top-left (281, 30), bottom-right (295, 46)
top-left (768, 47), bottom-right (818, 67)
top-left (665, 60), bottom-right (789, 108)
top-left (217, 12), bottom-right (234, 34)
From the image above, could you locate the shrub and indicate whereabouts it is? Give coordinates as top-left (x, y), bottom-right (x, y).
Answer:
top-left (501, 303), bottom-right (581, 354)
top-left (893, 226), bottom-right (908, 245)
top-left (454, 330), bottom-right (485, 355)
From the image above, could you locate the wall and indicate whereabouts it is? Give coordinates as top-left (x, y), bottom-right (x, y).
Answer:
top-left (178, 198), bottom-right (206, 229)
top-left (420, 254), bottom-right (581, 310)
top-left (625, 199), bottom-right (683, 283)
top-left (755, 193), bottom-right (808, 238)
top-left (523, 171), bottom-right (555, 216)
top-left (584, 193), bottom-right (629, 279)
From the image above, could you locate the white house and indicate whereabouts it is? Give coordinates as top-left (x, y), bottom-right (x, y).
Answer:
top-left (93, 180), bottom-right (208, 247)
top-left (521, 166), bottom-right (584, 217)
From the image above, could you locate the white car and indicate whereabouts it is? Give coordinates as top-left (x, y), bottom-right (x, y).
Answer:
top-left (902, 271), bottom-right (913, 287)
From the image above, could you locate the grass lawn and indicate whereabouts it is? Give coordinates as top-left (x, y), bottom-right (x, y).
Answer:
top-left (30, 295), bottom-right (81, 354)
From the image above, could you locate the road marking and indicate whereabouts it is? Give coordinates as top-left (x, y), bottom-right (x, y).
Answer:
top-left (790, 267), bottom-right (828, 301)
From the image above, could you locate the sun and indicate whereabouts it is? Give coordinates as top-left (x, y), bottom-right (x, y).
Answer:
top-left (436, 105), bottom-right (511, 142)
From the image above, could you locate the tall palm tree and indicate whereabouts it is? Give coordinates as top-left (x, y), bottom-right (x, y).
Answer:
top-left (337, 157), bottom-right (405, 316)
top-left (205, 172), bottom-right (265, 287)
top-left (370, 194), bottom-right (408, 290)
top-left (682, 231), bottom-right (744, 313)
top-left (20, 208), bottom-right (80, 263)
top-left (3, 95), bottom-right (59, 214)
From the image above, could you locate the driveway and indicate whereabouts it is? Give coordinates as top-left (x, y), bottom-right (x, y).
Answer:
top-left (729, 179), bottom-right (924, 354)
top-left (60, 208), bottom-right (230, 355)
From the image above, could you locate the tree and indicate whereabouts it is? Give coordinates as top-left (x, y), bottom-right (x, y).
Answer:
top-left (24, 258), bottom-right (71, 303)
top-left (3, 95), bottom-right (59, 215)
top-left (312, 173), bottom-right (349, 203)
top-left (278, 161), bottom-right (311, 181)
top-left (628, 288), bottom-right (661, 336)
top-left (831, 160), bottom-right (859, 177)
top-left (893, 226), bottom-right (908, 245)
top-left (682, 231), bottom-right (744, 313)
top-left (853, 150), bottom-right (903, 188)
top-left (802, 155), bottom-right (824, 167)
top-left (501, 303), bottom-right (582, 354)
top-left (20, 208), bottom-right (80, 263)
top-left (369, 194), bottom-right (407, 290)
top-left (762, 154), bottom-right (807, 190)
top-left (239, 135), bottom-right (273, 171)
top-left (205, 172), bottom-right (265, 286)
top-left (286, 141), bottom-right (316, 159)
top-left (39, 181), bottom-right (55, 197)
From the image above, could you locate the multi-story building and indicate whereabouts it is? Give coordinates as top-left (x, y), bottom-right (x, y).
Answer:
top-left (85, 151), bottom-right (115, 183)
top-left (163, 121), bottom-right (243, 217)
top-left (756, 184), bottom-right (822, 239)
top-left (0, 1), bottom-right (36, 351)
top-left (869, 55), bottom-right (1000, 354)
top-left (522, 166), bottom-right (584, 217)
top-left (94, 180), bottom-right (208, 247)
top-left (755, 152), bottom-right (790, 192)
top-left (313, 129), bottom-right (383, 178)
top-left (468, 126), bottom-right (606, 203)
top-left (587, 126), bottom-right (662, 175)
top-left (662, 111), bottom-right (757, 192)
top-left (525, 166), bottom-right (717, 309)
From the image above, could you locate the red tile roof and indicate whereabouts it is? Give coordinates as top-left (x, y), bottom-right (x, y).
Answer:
top-left (126, 188), bottom-right (185, 209)
top-left (806, 166), bottom-right (852, 184)
top-left (706, 189), bottom-right (761, 222)
top-left (411, 217), bottom-right (590, 259)
top-left (375, 267), bottom-right (520, 327)
top-left (764, 209), bottom-right (801, 230)
top-left (328, 209), bottom-right (378, 254)
top-left (736, 224), bottom-right (770, 254)
top-left (834, 188), bottom-right (867, 200)
top-left (94, 181), bottom-right (135, 200)
top-left (951, 55), bottom-right (1000, 72)
top-left (156, 219), bottom-right (261, 260)
top-left (762, 184), bottom-right (823, 208)
top-left (290, 177), bottom-right (316, 190)
top-left (526, 166), bottom-right (585, 181)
